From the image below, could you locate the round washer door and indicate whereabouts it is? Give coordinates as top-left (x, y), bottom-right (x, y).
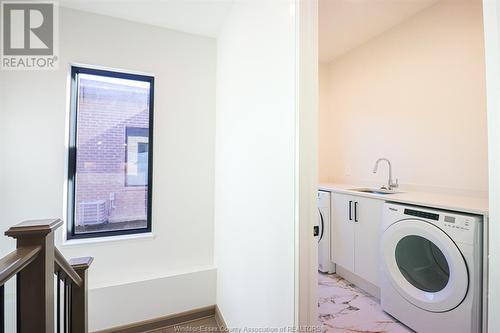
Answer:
top-left (382, 219), bottom-right (468, 313)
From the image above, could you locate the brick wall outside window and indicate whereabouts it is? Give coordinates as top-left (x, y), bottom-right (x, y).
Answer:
top-left (75, 78), bottom-right (150, 226)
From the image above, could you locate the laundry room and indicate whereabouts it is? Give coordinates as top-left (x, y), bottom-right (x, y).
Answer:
top-left (316, 0), bottom-right (488, 332)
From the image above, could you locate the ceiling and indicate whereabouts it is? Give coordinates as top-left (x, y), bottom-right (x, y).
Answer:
top-left (319, 0), bottom-right (438, 63)
top-left (57, 0), bottom-right (234, 38)
top-left (58, 0), bottom-right (437, 59)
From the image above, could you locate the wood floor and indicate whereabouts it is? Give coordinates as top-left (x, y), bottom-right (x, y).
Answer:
top-left (145, 317), bottom-right (220, 333)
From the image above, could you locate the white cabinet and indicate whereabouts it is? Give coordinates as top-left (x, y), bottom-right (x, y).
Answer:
top-left (331, 193), bottom-right (355, 271)
top-left (354, 196), bottom-right (384, 286)
top-left (331, 192), bottom-right (384, 286)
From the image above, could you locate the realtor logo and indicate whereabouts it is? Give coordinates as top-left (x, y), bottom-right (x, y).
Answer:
top-left (1, 1), bottom-right (58, 70)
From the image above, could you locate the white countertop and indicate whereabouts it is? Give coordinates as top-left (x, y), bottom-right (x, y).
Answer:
top-left (319, 183), bottom-right (489, 216)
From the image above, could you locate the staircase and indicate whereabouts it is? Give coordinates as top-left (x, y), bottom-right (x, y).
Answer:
top-left (0, 219), bottom-right (93, 333)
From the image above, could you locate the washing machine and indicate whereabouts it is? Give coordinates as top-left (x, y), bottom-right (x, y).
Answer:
top-left (318, 191), bottom-right (335, 273)
top-left (380, 203), bottom-right (483, 333)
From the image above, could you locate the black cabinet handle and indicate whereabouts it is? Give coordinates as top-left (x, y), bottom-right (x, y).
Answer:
top-left (349, 201), bottom-right (352, 221)
top-left (319, 210), bottom-right (325, 241)
top-left (354, 202), bottom-right (358, 222)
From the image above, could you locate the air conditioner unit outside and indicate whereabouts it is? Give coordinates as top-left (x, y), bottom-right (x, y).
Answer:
top-left (78, 200), bottom-right (108, 226)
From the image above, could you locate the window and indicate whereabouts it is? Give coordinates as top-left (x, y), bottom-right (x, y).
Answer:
top-left (67, 66), bottom-right (154, 239)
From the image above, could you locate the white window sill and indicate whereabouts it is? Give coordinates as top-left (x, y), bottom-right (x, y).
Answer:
top-left (62, 232), bottom-right (155, 247)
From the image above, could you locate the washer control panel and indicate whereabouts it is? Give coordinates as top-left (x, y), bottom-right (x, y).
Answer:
top-left (404, 208), bottom-right (439, 221)
top-left (389, 203), bottom-right (482, 245)
top-left (403, 208), bottom-right (474, 231)
top-left (443, 215), bottom-right (473, 231)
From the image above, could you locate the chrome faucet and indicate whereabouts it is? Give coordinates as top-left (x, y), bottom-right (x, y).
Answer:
top-left (373, 158), bottom-right (398, 190)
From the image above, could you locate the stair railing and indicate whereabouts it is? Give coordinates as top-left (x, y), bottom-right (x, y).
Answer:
top-left (0, 219), bottom-right (93, 333)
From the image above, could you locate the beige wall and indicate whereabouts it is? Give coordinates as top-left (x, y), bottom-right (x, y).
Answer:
top-left (319, 0), bottom-right (488, 195)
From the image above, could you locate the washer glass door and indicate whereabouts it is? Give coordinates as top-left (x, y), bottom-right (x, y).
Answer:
top-left (382, 219), bottom-right (468, 312)
top-left (395, 235), bottom-right (450, 292)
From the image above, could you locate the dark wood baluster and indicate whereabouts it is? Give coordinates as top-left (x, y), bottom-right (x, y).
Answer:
top-left (16, 274), bottom-right (20, 333)
top-left (64, 278), bottom-right (67, 333)
top-left (57, 272), bottom-right (61, 333)
top-left (0, 284), bottom-right (4, 333)
top-left (69, 283), bottom-right (72, 333)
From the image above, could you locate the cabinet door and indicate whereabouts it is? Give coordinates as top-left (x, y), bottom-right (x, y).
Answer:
top-left (331, 193), bottom-right (355, 272)
top-left (353, 196), bottom-right (384, 286)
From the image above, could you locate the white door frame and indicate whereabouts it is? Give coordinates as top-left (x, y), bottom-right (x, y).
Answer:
top-left (295, 0), bottom-right (319, 326)
top-left (482, 1), bottom-right (500, 331)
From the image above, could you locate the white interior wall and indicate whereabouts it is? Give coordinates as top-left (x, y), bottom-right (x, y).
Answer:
top-left (0, 68), bottom-right (6, 246)
top-left (0, 8), bottom-right (216, 331)
top-left (214, 0), bottom-right (297, 327)
top-left (319, 0), bottom-right (488, 195)
top-left (318, 62), bottom-right (330, 185)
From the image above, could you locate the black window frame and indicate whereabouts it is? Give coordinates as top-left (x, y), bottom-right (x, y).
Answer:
top-left (67, 65), bottom-right (154, 240)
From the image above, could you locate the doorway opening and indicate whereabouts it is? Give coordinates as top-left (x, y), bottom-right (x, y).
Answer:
top-left (316, 0), bottom-right (488, 331)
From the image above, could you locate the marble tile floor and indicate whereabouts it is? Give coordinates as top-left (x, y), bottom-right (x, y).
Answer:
top-left (318, 273), bottom-right (413, 333)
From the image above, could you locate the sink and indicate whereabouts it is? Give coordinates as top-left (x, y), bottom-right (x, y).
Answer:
top-left (349, 188), bottom-right (401, 195)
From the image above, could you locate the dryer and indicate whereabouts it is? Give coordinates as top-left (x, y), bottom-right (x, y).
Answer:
top-left (380, 203), bottom-right (483, 333)
top-left (318, 191), bottom-right (335, 273)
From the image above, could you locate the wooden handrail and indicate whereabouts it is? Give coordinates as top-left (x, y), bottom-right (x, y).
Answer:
top-left (0, 246), bottom-right (41, 285)
top-left (55, 248), bottom-right (83, 287)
